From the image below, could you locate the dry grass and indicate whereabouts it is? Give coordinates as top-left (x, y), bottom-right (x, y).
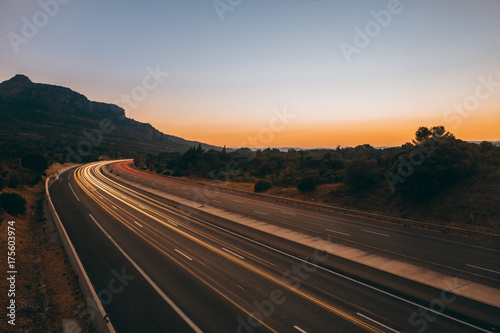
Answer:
top-left (187, 171), bottom-right (500, 235)
top-left (0, 164), bottom-right (93, 332)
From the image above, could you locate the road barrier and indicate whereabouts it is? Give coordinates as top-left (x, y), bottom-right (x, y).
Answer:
top-left (117, 163), bottom-right (500, 243)
top-left (45, 172), bottom-right (115, 333)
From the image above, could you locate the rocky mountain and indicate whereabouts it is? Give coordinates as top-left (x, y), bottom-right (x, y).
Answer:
top-left (0, 75), bottom-right (219, 161)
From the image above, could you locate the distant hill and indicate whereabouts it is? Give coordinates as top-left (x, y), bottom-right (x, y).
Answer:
top-left (0, 74), bottom-right (219, 161)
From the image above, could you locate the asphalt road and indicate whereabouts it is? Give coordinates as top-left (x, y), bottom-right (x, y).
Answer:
top-left (48, 161), bottom-right (500, 332)
top-left (112, 161), bottom-right (500, 286)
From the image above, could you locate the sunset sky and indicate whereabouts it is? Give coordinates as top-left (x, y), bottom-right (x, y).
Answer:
top-left (1, 0), bottom-right (499, 148)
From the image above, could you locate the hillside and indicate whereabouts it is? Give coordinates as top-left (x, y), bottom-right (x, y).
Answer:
top-left (0, 74), bottom-right (218, 161)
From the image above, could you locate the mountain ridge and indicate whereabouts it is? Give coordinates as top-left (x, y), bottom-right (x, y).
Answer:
top-left (0, 74), bottom-right (219, 161)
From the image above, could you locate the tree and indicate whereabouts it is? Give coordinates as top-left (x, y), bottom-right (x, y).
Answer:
top-left (297, 176), bottom-right (316, 192)
top-left (23, 152), bottom-right (49, 174)
top-left (0, 193), bottom-right (27, 215)
top-left (396, 137), bottom-right (476, 199)
top-left (344, 158), bottom-right (381, 191)
top-left (414, 126), bottom-right (431, 143)
top-left (254, 180), bottom-right (272, 193)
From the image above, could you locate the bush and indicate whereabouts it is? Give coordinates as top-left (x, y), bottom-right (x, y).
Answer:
top-left (254, 180), bottom-right (272, 193)
top-left (23, 152), bottom-right (49, 174)
top-left (344, 158), bottom-right (381, 191)
top-left (0, 193), bottom-right (27, 215)
top-left (297, 176), bottom-right (316, 192)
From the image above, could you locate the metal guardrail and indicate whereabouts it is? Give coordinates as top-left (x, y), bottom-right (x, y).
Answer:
top-left (45, 172), bottom-right (115, 333)
top-left (117, 164), bottom-right (500, 243)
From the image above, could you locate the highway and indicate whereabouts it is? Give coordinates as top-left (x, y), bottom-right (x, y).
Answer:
top-left (48, 161), bottom-right (500, 332)
top-left (111, 161), bottom-right (500, 286)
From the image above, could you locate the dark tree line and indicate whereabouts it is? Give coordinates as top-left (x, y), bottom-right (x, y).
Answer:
top-left (134, 126), bottom-right (499, 199)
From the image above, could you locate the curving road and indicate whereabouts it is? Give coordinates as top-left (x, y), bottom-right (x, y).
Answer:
top-left (111, 161), bottom-right (500, 286)
top-left (48, 161), bottom-right (500, 332)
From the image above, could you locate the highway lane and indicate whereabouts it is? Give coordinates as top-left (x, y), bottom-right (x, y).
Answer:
top-left (49, 161), bottom-right (499, 332)
top-left (111, 161), bottom-right (500, 285)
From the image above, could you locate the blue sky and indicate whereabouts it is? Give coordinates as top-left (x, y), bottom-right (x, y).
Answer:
top-left (1, 0), bottom-right (499, 147)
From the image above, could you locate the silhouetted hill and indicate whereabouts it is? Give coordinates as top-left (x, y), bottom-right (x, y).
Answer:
top-left (0, 74), bottom-right (218, 161)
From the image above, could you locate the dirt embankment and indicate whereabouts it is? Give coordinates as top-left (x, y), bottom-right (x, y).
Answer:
top-left (0, 164), bottom-right (94, 332)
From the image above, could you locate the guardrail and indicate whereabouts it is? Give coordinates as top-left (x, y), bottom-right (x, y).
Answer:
top-left (115, 163), bottom-right (500, 243)
top-left (45, 172), bottom-right (115, 333)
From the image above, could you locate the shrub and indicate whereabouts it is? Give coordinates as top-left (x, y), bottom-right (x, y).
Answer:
top-left (297, 176), bottom-right (316, 192)
top-left (344, 158), bottom-right (381, 191)
top-left (0, 193), bottom-right (27, 215)
top-left (254, 180), bottom-right (272, 193)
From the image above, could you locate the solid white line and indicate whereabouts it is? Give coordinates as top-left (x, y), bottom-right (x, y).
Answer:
top-left (281, 210), bottom-right (297, 216)
top-left (175, 249), bottom-right (193, 261)
top-left (92, 167), bottom-right (492, 332)
top-left (356, 313), bottom-right (399, 333)
top-left (68, 183), bottom-right (80, 202)
top-left (222, 247), bottom-right (245, 260)
top-left (293, 325), bottom-right (308, 333)
top-left (325, 229), bottom-right (350, 237)
top-left (467, 264), bottom-right (500, 275)
top-left (175, 215), bottom-right (492, 332)
top-left (112, 205), bottom-right (117, 210)
top-left (134, 221), bottom-right (143, 228)
top-left (88, 214), bottom-right (202, 332)
top-left (254, 210), bottom-right (268, 215)
top-left (362, 229), bottom-right (389, 237)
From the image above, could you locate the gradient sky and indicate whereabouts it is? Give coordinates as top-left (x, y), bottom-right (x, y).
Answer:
top-left (1, 0), bottom-right (499, 148)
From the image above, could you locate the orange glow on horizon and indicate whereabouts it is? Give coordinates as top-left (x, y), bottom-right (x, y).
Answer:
top-left (156, 108), bottom-right (500, 149)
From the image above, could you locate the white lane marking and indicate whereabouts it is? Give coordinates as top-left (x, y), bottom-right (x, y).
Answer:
top-left (184, 192), bottom-right (190, 195)
top-left (254, 211), bottom-right (268, 215)
top-left (69, 183), bottom-right (81, 202)
top-left (233, 199), bottom-right (242, 203)
top-left (175, 249), bottom-right (193, 261)
top-left (134, 221), bottom-right (143, 228)
top-left (173, 214), bottom-right (491, 333)
top-left (362, 229), bottom-right (389, 237)
top-left (325, 228), bottom-right (350, 237)
top-left (212, 200), bottom-right (221, 203)
top-left (112, 205), bottom-right (117, 210)
top-left (467, 264), bottom-right (500, 275)
top-left (293, 326), bottom-right (308, 333)
top-left (166, 220), bottom-right (178, 227)
top-left (356, 313), bottom-right (399, 333)
top-left (281, 210), bottom-right (297, 216)
top-left (222, 247), bottom-right (245, 260)
top-left (90, 163), bottom-right (492, 332)
top-left (88, 214), bottom-right (203, 333)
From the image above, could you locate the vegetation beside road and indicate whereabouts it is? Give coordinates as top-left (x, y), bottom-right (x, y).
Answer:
top-left (134, 126), bottom-right (500, 234)
top-left (0, 165), bottom-right (94, 332)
